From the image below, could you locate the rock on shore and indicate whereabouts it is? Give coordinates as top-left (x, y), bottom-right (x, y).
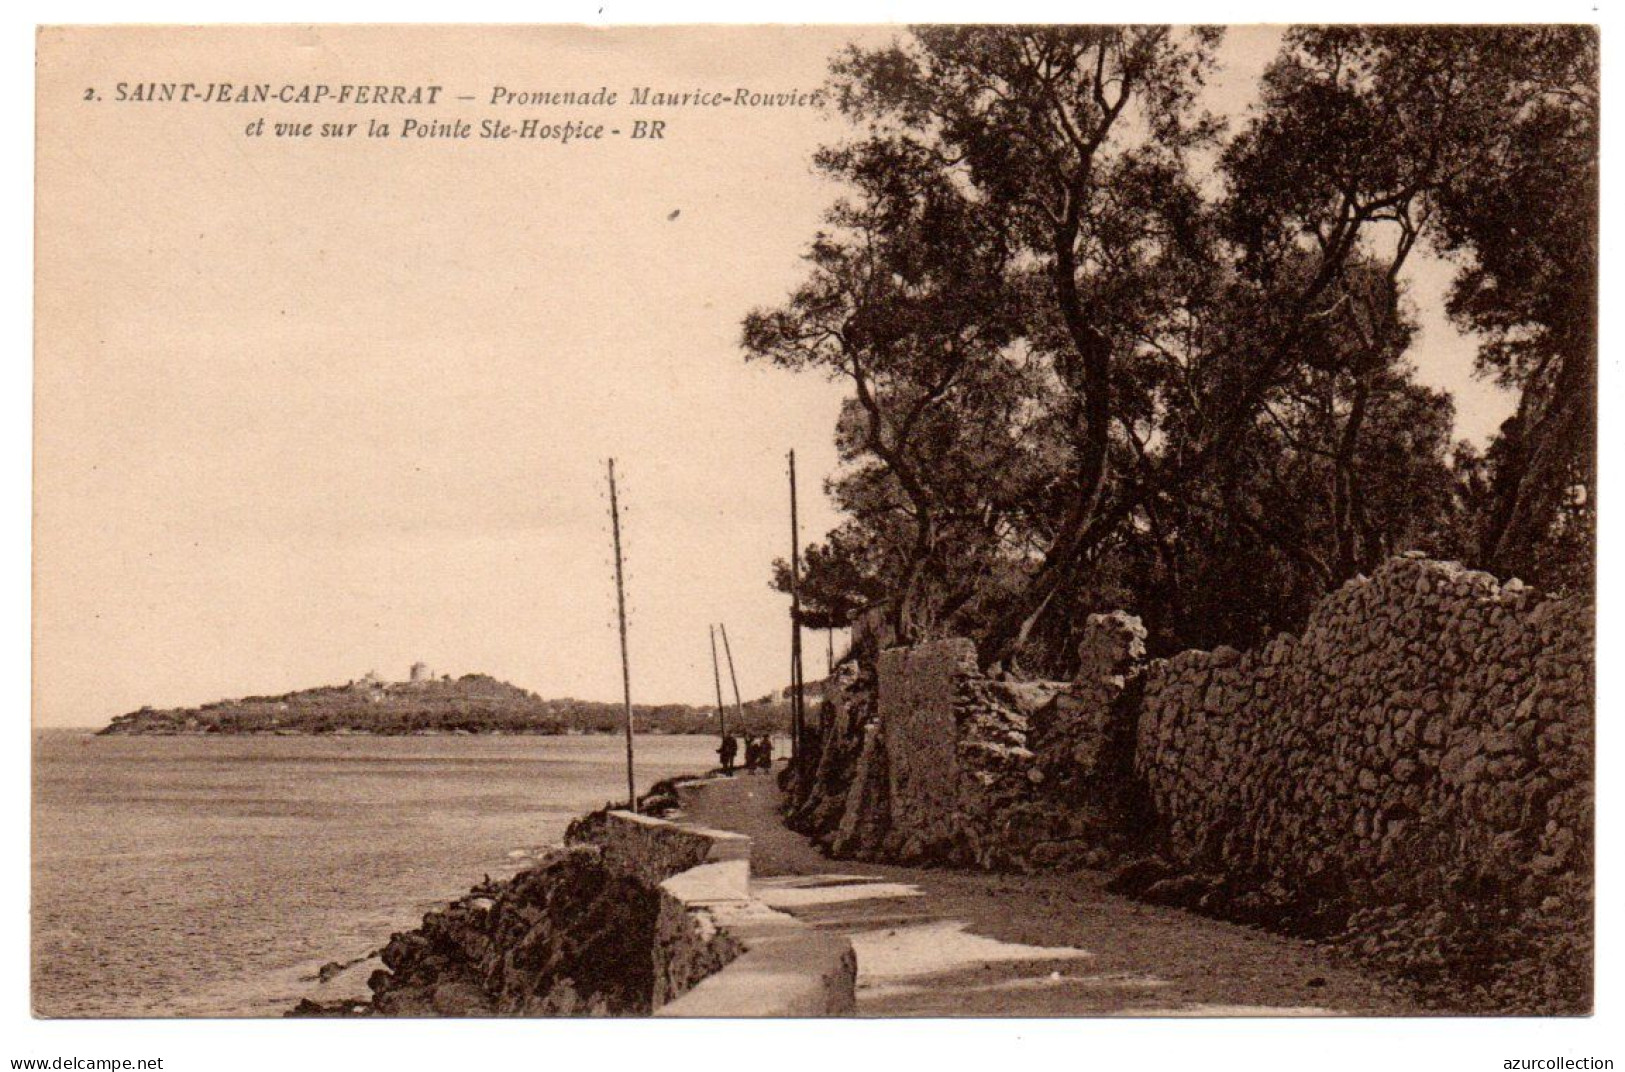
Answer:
top-left (289, 844), bottom-right (740, 1017)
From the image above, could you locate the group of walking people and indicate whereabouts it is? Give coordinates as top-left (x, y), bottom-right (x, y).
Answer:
top-left (717, 733), bottom-right (773, 775)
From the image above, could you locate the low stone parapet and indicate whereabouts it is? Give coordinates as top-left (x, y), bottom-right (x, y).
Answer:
top-left (580, 810), bottom-right (752, 901)
top-left (574, 798), bottom-right (856, 1016)
top-left (655, 900), bottom-right (858, 1017)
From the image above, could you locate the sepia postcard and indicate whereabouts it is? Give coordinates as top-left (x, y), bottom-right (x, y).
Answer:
top-left (32, 19), bottom-right (1598, 1041)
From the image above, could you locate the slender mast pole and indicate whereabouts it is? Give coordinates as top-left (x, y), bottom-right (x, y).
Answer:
top-left (608, 458), bottom-right (636, 812)
top-left (825, 627), bottom-right (835, 736)
top-left (788, 449), bottom-right (805, 765)
top-left (709, 624), bottom-right (728, 740)
top-left (719, 622), bottom-right (745, 731)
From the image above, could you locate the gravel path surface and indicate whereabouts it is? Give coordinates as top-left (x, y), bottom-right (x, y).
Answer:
top-left (677, 772), bottom-right (1418, 1017)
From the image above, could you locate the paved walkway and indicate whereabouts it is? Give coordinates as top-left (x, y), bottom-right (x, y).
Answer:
top-left (677, 773), bottom-right (1414, 1017)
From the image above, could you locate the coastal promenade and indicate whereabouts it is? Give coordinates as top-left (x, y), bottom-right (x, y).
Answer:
top-left (677, 773), bottom-right (1415, 1017)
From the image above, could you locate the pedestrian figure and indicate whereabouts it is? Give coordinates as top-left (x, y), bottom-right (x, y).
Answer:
top-left (718, 734), bottom-right (738, 775)
top-left (761, 735), bottom-right (774, 772)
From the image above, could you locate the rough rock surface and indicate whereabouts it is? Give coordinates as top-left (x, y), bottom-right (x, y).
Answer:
top-left (1134, 555), bottom-right (1592, 1012)
top-left (1030, 611), bottom-right (1146, 791)
top-left (564, 807), bottom-right (725, 884)
top-left (291, 845), bottom-right (741, 1017)
top-left (804, 620), bottom-right (1147, 872)
top-left (783, 555), bottom-right (1592, 1014)
top-left (789, 661), bottom-right (879, 846)
top-left (859, 640), bottom-right (1044, 867)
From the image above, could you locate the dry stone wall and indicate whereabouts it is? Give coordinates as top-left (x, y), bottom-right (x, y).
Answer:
top-left (1030, 611), bottom-right (1147, 795)
top-left (1134, 554), bottom-right (1592, 1010)
top-left (791, 554), bottom-right (1592, 1012)
top-left (814, 626), bottom-right (1183, 869)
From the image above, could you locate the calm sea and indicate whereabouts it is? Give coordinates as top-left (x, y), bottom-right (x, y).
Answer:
top-left (32, 730), bottom-right (720, 1018)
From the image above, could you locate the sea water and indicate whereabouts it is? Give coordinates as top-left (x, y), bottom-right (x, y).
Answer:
top-left (31, 730), bottom-right (719, 1018)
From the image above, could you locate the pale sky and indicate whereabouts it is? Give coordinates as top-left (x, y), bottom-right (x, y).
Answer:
top-left (33, 25), bottom-right (1511, 726)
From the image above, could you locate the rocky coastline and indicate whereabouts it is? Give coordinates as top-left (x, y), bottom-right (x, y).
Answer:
top-left (288, 778), bottom-right (736, 1018)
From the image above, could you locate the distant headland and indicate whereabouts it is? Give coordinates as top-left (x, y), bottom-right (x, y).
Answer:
top-left (98, 664), bottom-right (792, 737)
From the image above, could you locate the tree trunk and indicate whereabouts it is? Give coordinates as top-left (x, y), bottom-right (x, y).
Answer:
top-left (977, 210), bottom-right (1112, 668)
top-left (1480, 339), bottom-right (1594, 580)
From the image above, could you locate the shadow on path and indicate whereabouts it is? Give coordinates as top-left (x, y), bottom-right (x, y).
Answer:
top-left (677, 772), bottom-right (1415, 1017)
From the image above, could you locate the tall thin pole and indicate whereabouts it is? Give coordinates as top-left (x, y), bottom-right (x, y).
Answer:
top-left (719, 622), bottom-right (745, 730)
top-left (825, 628), bottom-right (835, 736)
top-left (709, 624), bottom-right (728, 740)
top-left (608, 458), bottom-right (636, 812)
top-left (788, 449), bottom-right (805, 765)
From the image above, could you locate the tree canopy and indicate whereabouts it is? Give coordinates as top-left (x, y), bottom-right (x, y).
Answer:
top-left (746, 25), bottom-right (1597, 676)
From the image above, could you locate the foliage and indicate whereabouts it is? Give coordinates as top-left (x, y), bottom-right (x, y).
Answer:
top-left (749, 25), bottom-right (1596, 674)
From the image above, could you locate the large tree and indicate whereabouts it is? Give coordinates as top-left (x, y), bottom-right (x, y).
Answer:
top-left (1233, 27), bottom-right (1597, 592)
top-left (752, 25), bottom-right (1596, 675)
top-left (1428, 27), bottom-right (1598, 589)
top-left (742, 135), bottom-right (1033, 641)
top-left (821, 27), bottom-right (1227, 663)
